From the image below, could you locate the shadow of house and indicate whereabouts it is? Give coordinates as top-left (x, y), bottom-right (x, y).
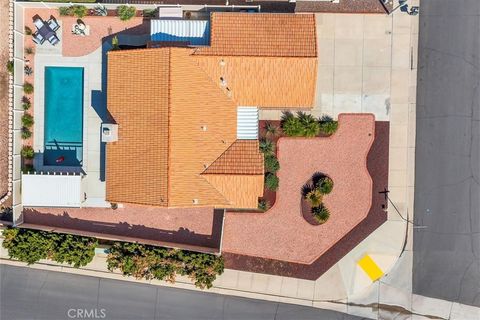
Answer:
top-left (23, 208), bottom-right (224, 253)
top-left (223, 122), bottom-right (390, 280)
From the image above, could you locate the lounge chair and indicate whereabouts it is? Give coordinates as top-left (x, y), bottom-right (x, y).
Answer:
top-left (47, 34), bottom-right (60, 46)
top-left (47, 17), bottom-right (60, 32)
top-left (32, 32), bottom-right (45, 45)
top-left (33, 18), bottom-right (44, 30)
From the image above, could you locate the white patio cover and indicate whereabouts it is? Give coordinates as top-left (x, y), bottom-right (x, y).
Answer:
top-left (22, 173), bottom-right (83, 207)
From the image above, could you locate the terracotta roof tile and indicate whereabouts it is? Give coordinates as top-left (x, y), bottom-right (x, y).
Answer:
top-left (195, 13), bottom-right (317, 57)
top-left (203, 140), bottom-right (264, 175)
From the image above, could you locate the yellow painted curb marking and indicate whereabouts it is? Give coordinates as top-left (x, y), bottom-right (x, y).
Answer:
top-left (358, 255), bottom-right (384, 281)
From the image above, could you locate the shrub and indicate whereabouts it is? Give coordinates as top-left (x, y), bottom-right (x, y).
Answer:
top-left (71, 5), bottom-right (88, 18)
top-left (24, 26), bottom-right (32, 35)
top-left (6, 60), bottom-right (13, 74)
top-left (1, 228), bottom-right (97, 267)
top-left (318, 177), bottom-right (334, 195)
top-left (21, 146), bottom-right (34, 159)
top-left (21, 127), bottom-right (32, 139)
top-left (298, 112), bottom-right (320, 137)
top-left (319, 115), bottom-right (338, 135)
top-left (25, 47), bottom-right (34, 55)
top-left (305, 188), bottom-right (323, 207)
top-left (258, 199), bottom-right (270, 212)
top-left (312, 205), bottom-right (330, 224)
top-left (59, 6), bottom-right (71, 16)
top-left (281, 112), bottom-right (303, 137)
top-left (117, 5), bottom-right (136, 21)
top-left (143, 8), bottom-right (157, 18)
top-left (24, 66), bottom-right (33, 76)
top-left (265, 173), bottom-right (279, 191)
top-left (22, 114), bottom-right (34, 127)
top-left (22, 98), bottom-right (31, 110)
top-left (107, 242), bottom-right (224, 289)
top-left (22, 164), bottom-right (34, 174)
top-left (264, 121), bottom-right (279, 137)
top-left (264, 154), bottom-right (280, 173)
top-left (23, 82), bottom-right (33, 94)
top-left (259, 138), bottom-right (274, 155)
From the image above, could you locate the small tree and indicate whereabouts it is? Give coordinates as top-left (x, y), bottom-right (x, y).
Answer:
top-left (319, 115), bottom-right (338, 135)
top-left (23, 82), bottom-right (33, 94)
top-left (312, 205), bottom-right (330, 224)
top-left (265, 173), bottom-right (279, 191)
top-left (21, 127), bottom-right (32, 139)
top-left (264, 154), bottom-right (280, 173)
top-left (259, 139), bottom-right (274, 155)
top-left (21, 146), bottom-right (34, 159)
top-left (117, 5), bottom-right (136, 21)
top-left (22, 114), bottom-right (34, 127)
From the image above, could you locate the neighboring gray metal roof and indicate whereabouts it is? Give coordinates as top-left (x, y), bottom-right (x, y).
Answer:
top-left (150, 19), bottom-right (210, 46)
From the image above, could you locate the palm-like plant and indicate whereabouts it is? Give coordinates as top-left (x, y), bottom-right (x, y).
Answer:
top-left (21, 127), bottom-right (32, 139)
top-left (264, 121), bottom-right (279, 137)
top-left (299, 112), bottom-right (320, 137)
top-left (305, 189), bottom-right (323, 207)
top-left (259, 139), bottom-right (274, 155)
top-left (312, 205), bottom-right (330, 224)
top-left (281, 115), bottom-right (303, 137)
top-left (319, 115), bottom-right (338, 135)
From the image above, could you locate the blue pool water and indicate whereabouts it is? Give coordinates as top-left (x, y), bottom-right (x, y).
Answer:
top-left (44, 66), bottom-right (84, 166)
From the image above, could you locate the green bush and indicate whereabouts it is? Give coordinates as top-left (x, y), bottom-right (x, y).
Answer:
top-left (59, 6), bottom-right (71, 16)
top-left (319, 115), bottom-right (338, 135)
top-left (22, 164), bottom-right (34, 173)
top-left (312, 205), bottom-right (330, 224)
top-left (281, 112), bottom-right (303, 137)
top-left (143, 8), bottom-right (157, 18)
top-left (318, 177), bottom-right (334, 194)
top-left (265, 173), bottom-right (279, 191)
top-left (21, 127), bottom-right (32, 139)
top-left (6, 60), bottom-right (13, 74)
top-left (258, 199), bottom-right (270, 212)
top-left (264, 154), bottom-right (280, 173)
top-left (21, 146), bottom-right (34, 159)
top-left (259, 139), bottom-right (274, 155)
top-left (24, 26), bottom-right (32, 35)
top-left (117, 5), bottom-right (136, 21)
top-left (107, 242), bottom-right (224, 289)
top-left (22, 114), bottom-right (34, 127)
top-left (72, 5), bottom-right (88, 18)
top-left (2, 228), bottom-right (97, 267)
top-left (23, 82), bottom-right (33, 94)
top-left (298, 112), bottom-right (320, 137)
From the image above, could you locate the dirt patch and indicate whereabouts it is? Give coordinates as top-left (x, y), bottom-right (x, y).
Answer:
top-left (0, 0), bottom-right (11, 199)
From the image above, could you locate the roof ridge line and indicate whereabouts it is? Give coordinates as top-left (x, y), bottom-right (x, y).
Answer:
top-left (201, 139), bottom-right (238, 175)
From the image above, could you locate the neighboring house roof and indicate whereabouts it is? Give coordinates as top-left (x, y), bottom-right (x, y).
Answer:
top-left (195, 13), bottom-right (317, 57)
top-left (106, 13), bottom-right (318, 208)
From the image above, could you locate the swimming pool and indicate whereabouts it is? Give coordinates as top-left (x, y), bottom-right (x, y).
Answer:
top-left (44, 66), bottom-right (84, 166)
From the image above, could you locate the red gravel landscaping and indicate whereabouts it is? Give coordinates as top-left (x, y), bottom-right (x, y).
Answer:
top-left (222, 114), bottom-right (376, 264)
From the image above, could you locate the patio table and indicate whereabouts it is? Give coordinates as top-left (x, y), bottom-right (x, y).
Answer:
top-left (37, 23), bottom-right (55, 42)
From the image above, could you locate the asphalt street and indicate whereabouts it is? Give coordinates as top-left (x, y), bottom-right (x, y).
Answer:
top-left (413, 0), bottom-right (480, 307)
top-left (0, 264), bottom-right (366, 320)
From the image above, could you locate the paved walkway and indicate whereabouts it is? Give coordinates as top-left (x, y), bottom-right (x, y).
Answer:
top-left (0, 0), bottom-right (10, 202)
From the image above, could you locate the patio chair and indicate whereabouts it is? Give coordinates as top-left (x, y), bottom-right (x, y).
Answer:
top-left (47, 34), bottom-right (60, 46)
top-left (33, 18), bottom-right (44, 30)
top-left (32, 32), bottom-right (45, 45)
top-left (47, 17), bottom-right (60, 32)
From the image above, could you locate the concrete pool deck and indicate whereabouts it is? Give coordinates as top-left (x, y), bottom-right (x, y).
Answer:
top-left (32, 38), bottom-right (107, 207)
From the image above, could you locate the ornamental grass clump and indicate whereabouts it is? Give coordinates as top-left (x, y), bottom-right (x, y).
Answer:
top-left (265, 172), bottom-right (279, 191)
top-left (264, 154), bottom-right (280, 173)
